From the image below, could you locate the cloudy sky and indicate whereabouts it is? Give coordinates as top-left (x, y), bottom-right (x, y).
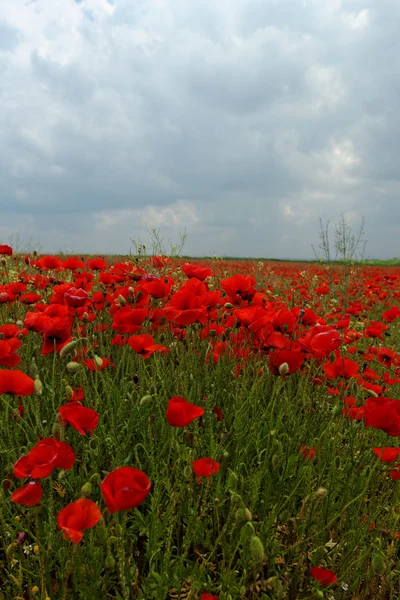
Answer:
top-left (0, 0), bottom-right (399, 259)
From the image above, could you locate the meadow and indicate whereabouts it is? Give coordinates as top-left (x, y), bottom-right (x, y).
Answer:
top-left (1, 244), bottom-right (400, 599)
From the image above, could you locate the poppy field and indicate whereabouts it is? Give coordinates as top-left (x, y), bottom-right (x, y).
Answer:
top-left (2, 245), bottom-right (400, 599)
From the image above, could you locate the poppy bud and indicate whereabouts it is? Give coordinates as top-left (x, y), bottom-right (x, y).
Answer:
top-left (65, 386), bottom-right (74, 399)
top-left (227, 470), bottom-right (239, 489)
top-left (224, 302), bottom-right (233, 309)
top-left (52, 422), bottom-right (62, 440)
top-left (118, 295), bottom-right (126, 307)
top-left (34, 377), bottom-right (43, 395)
top-left (105, 553), bottom-right (116, 569)
top-left (249, 535), bottom-right (265, 563)
top-left (60, 339), bottom-right (79, 358)
top-left (271, 453), bottom-right (283, 469)
top-left (6, 541), bottom-right (18, 557)
top-left (332, 405), bottom-right (341, 417)
top-left (128, 287), bottom-right (135, 295)
top-left (58, 470), bottom-right (66, 481)
top-left (31, 357), bottom-right (38, 378)
top-left (82, 312), bottom-right (89, 323)
top-left (140, 395), bottom-right (152, 406)
top-left (365, 388), bottom-right (379, 398)
top-left (235, 508), bottom-right (252, 523)
top-left (33, 545), bottom-right (39, 554)
top-left (81, 482), bottom-right (92, 497)
top-left (67, 361), bottom-right (82, 373)
top-left (279, 362), bottom-right (289, 376)
top-left (94, 356), bottom-right (103, 368)
top-left (279, 509), bottom-right (290, 522)
top-left (372, 551), bottom-right (385, 575)
top-left (31, 586), bottom-right (40, 595)
top-left (315, 487), bottom-right (328, 498)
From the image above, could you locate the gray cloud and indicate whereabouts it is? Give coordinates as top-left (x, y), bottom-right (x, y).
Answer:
top-left (0, 0), bottom-right (399, 258)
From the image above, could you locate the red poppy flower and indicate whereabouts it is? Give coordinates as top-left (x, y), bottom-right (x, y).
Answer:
top-left (62, 257), bottom-right (85, 270)
top-left (14, 438), bottom-right (75, 479)
top-left (112, 307), bottom-right (149, 334)
top-left (140, 278), bottom-right (173, 298)
top-left (58, 403), bottom-right (99, 435)
top-left (41, 316), bottom-right (73, 356)
top-left (0, 244), bottom-right (13, 255)
top-left (364, 397), bottom-right (400, 436)
top-left (310, 566), bottom-right (338, 586)
top-left (372, 448), bottom-right (400, 463)
top-left (84, 356), bottom-right (113, 371)
top-left (36, 255), bottom-right (62, 270)
top-left (101, 467), bottom-right (151, 514)
top-left (300, 446), bottom-right (315, 460)
top-left (268, 348), bottom-right (304, 375)
top-left (220, 274), bottom-right (256, 303)
top-left (310, 330), bottom-right (342, 354)
top-left (87, 258), bottom-right (107, 271)
top-left (127, 334), bottom-right (169, 359)
top-left (11, 481), bottom-right (42, 507)
top-left (57, 498), bottom-right (102, 544)
top-left (0, 369), bottom-right (35, 395)
top-left (166, 396), bottom-right (204, 427)
top-left (64, 287), bottom-right (90, 308)
top-left (181, 264), bottom-right (212, 281)
top-left (20, 292), bottom-right (41, 305)
top-left (164, 289), bottom-right (207, 326)
top-left (0, 339), bottom-right (22, 367)
top-left (389, 467), bottom-right (400, 480)
top-left (192, 458), bottom-right (221, 477)
top-left (323, 355), bottom-right (359, 379)
top-left (201, 594), bottom-right (218, 600)
top-left (272, 308), bottom-right (296, 335)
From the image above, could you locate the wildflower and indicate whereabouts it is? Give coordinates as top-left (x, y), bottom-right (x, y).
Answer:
top-left (58, 403), bottom-right (99, 435)
top-left (11, 481), bottom-right (43, 507)
top-left (192, 458), bottom-right (221, 478)
top-left (58, 498), bottom-right (102, 544)
top-left (310, 565), bottom-right (338, 586)
top-left (101, 467), bottom-right (151, 514)
top-left (166, 396), bottom-right (204, 427)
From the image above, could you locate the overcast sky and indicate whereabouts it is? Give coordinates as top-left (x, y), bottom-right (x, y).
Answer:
top-left (0, 0), bottom-right (399, 259)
